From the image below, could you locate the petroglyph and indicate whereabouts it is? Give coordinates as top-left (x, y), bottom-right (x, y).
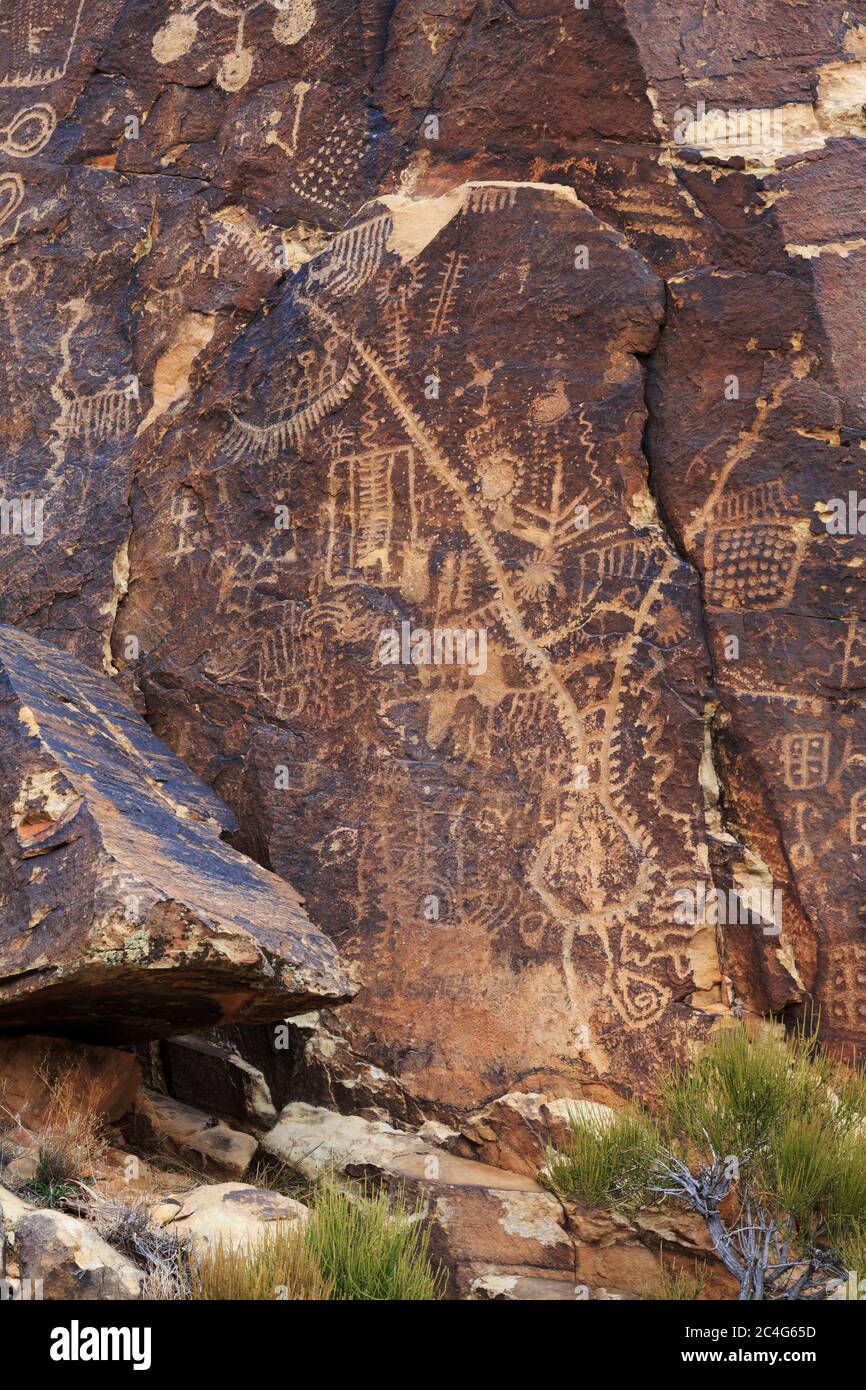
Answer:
top-left (782, 732), bottom-right (831, 791)
top-left (704, 481), bottom-right (808, 610)
top-left (152, 1), bottom-right (317, 91)
top-left (0, 173), bottom-right (25, 244)
top-left (148, 184), bottom-right (709, 1064)
top-left (0, 0), bottom-right (85, 88)
top-left (307, 214), bottom-right (394, 299)
top-left (266, 83), bottom-right (375, 218)
top-left (0, 258), bottom-right (35, 456)
top-left (104, 182), bottom-right (717, 1116)
top-left (48, 300), bottom-right (139, 470)
top-left (208, 207), bottom-right (280, 274)
top-left (0, 104), bottom-right (57, 158)
top-left (224, 353), bottom-right (362, 461)
top-left (4, 0), bottom-right (866, 1124)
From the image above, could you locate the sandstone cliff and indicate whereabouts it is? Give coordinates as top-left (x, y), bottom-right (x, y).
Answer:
top-left (0, 0), bottom-right (865, 1304)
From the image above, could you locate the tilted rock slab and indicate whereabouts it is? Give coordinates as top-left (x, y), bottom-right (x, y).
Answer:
top-left (262, 1100), bottom-right (735, 1298)
top-left (0, 625), bottom-right (353, 1040)
top-left (262, 1101), bottom-right (577, 1299)
top-left (129, 1088), bottom-right (259, 1179)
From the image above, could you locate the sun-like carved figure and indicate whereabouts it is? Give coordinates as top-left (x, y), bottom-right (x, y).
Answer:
top-left (514, 548), bottom-right (561, 601)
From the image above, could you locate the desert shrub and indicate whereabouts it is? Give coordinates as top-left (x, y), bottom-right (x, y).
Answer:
top-left (657, 1024), bottom-right (823, 1158)
top-left (542, 1023), bottom-right (866, 1300)
top-left (26, 1139), bottom-right (81, 1206)
top-left (305, 1179), bottom-right (445, 1301)
top-left (544, 1107), bottom-right (660, 1209)
top-left (80, 1189), bottom-right (193, 1300)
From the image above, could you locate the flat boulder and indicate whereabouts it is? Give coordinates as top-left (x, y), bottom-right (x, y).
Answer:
top-left (129, 1089), bottom-right (258, 1180)
top-left (150, 1182), bottom-right (308, 1254)
top-left (0, 625), bottom-right (354, 1041)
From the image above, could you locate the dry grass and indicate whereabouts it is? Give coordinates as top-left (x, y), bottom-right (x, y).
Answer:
top-left (185, 1180), bottom-right (445, 1302)
top-left (186, 1225), bottom-right (332, 1301)
top-left (246, 1157), bottom-right (310, 1201)
top-left (0, 1059), bottom-right (108, 1205)
top-left (78, 1187), bottom-right (193, 1300)
top-left (643, 1255), bottom-right (711, 1301)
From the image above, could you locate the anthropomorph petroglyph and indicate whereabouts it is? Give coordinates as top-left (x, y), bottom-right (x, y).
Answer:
top-left (48, 299), bottom-right (139, 471)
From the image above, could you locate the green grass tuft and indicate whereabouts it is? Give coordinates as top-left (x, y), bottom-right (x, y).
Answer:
top-left (542, 1106), bottom-right (660, 1208)
top-left (306, 1179), bottom-right (446, 1301)
top-left (187, 1178), bottom-right (446, 1302)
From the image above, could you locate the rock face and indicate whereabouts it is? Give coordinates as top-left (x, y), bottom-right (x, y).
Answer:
top-left (0, 1034), bottom-right (139, 1128)
top-left (118, 180), bottom-right (719, 1108)
top-left (1, 0), bottom-right (866, 1136)
top-left (647, 266), bottom-right (866, 1053)
top-left (0, 625), bottom-right (353, 1039)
